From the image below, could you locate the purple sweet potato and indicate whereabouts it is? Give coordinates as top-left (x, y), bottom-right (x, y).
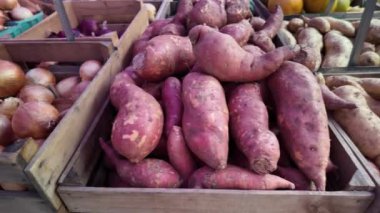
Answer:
top-left (159, 23), bottom-right (187, 36)
top-left (220, 19), bottom-right (253, 46)
top-left (187, 0), bottom-right (227, 29)
top-left (167, 126), bottom-right (197, 182)
top-left (131, 35), bottom-right (195, 81)
top-left (109, 80), bottom-right (164, 163)
top-left (162, 77), bottom-right (183, 137)
top-left (106, 171), bottom-right (130, 188)
top-left (293, 27), bottom-right (323, 71)
top-left (275, 166), bottom-right (312, 190)
top-left (225, 0), bottom-right (252, 24)
top-left (141, 81), bottom-right (164, 101)
top-left (228, 83), bottom-right (280, 174)
top-left (110, 71), bottom-right (135, 109)
top-left (189, 25), bottom-right (300, 82)
top-left (319, 83), bottom-right (357, 110)
top-left (173, 0), bottom-right (193, 25)
top-left (182, 72), bottom-right (229, 170)
top-left (268, 61), bottom-right (330, 191)
top-left (188, 165), bottom-right (295, 190)
top-left (250, 17), bottom-right (265, 31)
top-left (100, 140), bottom-right (181, 188)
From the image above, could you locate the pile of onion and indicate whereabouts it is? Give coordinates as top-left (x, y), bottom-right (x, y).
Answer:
top-left (0, 97), bottom-right (22, 118)
top-left (79, 60), bottom-right (101, 81)
top-left (18, 84), bottom-right (55, 103)
top-left (0, 60), bottom-right (26, 98)
top-left (69, 80), bottom-right (90, 101)
top-left (0, 114), bottom-right (14, 146)
top-left (25, 68), bottom-right (56, 86)
top-left (11, 102), bottom-right (59, 139)
top-left (56, 76), bottom-right (80, 97)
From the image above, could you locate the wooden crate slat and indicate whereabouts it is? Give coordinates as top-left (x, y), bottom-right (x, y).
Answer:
top-left (0, 191), bottom-right (53, 213)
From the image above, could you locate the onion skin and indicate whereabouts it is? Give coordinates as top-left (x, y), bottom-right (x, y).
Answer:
top-left (79, 60), bottom-right (101, 81)
top-left (26, 68), bottom-right (56, 86)
top-left (0, 60), bottom-right (26, 98)
top-left (0, 97), bottom-right (23, 119)
top-left (18, 84), bottom-right (55, 103)
top-left (11, 102), bottom-right (59, 139)
top-left (56, 76), bottom-right (80, 97)
top-left (11, 6), bottom-right (33, 20)
top-left (0, 114), bottom-right (14, 146)
top-left (53, 97), bottom-right (74, 112)
top-left (0, 0), bottom-right (18, 10)
top-left (69, 80), bottom-right (90, 101)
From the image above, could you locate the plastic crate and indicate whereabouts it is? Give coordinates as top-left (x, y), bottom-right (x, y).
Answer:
top-left (0, 12), bottom-right (44, 38)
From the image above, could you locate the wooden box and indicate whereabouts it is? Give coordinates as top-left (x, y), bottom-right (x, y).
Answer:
top-left (57, 98), bottom-right (376, 212)
top-left (0, 7), bottom-right (151, 212)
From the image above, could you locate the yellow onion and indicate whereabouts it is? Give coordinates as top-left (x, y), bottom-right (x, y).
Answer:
top-left (18, 84), bottom-right (55, 103)
top-left (56, 76), bottom-right (80, 97)
top-left (0, 97), bottom-right (23, 118)
top-left (79, 60), bottom-right (101, 81)
top-left (0, 60), bottom-right (26, 98)
top-left (0, 114), bottom-right (14, 146)
top-left (26, 67), bottom-right (56, 86)
top-left (11, 101), bottom-right (59, 139)
top-left (0, 0), bottom-right (18, 10)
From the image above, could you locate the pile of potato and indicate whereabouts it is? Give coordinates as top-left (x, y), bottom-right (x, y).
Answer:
top-left (274, 16), bottom-right (380, 69)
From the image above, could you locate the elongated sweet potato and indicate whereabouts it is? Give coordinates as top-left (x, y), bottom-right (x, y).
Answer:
top-left (159, 23), bottom-right (187, 36)
top-left (228, 83), bottom-right (280, 174)
top-left (189, 25), bottom-right (300, 82)
top-left (320, 83), bottom-right (357, 110)
top-left (110, 81), bottom-right (163, 162)
top-left (162, 77), bottom-right (183, 137)
top-left (287, 17), bottom-right (304, 33)
top-left (182, 72), bottom-right (229, 170)
top-left (188, 165), bottom-right (295, 190)
top-left (131, 35), bottom-right (195, 81)
top-left (167, 126), bottom-right (197, 182)
top-left (294, 27), bottom-right (323, 71)
top-left (325, 17), bottom-right (355, 37)
top-left (322, 30), bottom-right (353, 68)
top-left (275, 166), bottom-right (312, 190)
top-left (353, 19), bottom-right (380, 45)
top-left (278, 28), bottom-right (296, 46)
top-left (225, 0), bottom-right (252, 23)
top-left (173, 0), bottom-right (193, 25)
top-left (333, 86), bottom-right (380, 167)
top-left (306, 17), bottom-right (330, 34)
top-left (100, 140), bottom-right (181, 188)
top-left (268, 61), bottom-right (330, 191)
top-left (359, 51), bottom-right (380, 66)
top-left (250, 17), bottom-right (265, 31)
top-left (187, 0), bottom-right (227, 29)
top-left (220, 19), bottom-right (253, 46)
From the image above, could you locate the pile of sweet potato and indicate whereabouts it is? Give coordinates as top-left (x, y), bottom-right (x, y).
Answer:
top-left (277, 16), bottom-right (380, 70)
top-left (99, 2), bottom-right (357, 191)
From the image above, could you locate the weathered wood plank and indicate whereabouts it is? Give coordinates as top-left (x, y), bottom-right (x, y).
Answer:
top-left (0, 191), bottom-right (53, 213)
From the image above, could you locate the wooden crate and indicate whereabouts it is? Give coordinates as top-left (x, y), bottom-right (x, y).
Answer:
top-left (57, 98), bottom-right (375, 213)
top-left (1, 0), bottom-right (171, 48)
top-left (0, 7), bottom-right (151, 212)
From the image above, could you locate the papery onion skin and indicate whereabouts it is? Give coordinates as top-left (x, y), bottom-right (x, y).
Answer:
top-left (0, 0), bottom-right (18, 10)
top-left (0, 97), bottom-right (23, 119)
top-left (26, 68), bottom-right (56, 86)
top-left (11, 102), bottom-right (59, 139)
top-left (0, 60), bottom-right (26, 98)
top-left (0, 114), bottom-right (14, 146)
top-left (18, 84), bottom-right (55, 103)
top-left (11, 6), bottom-right (33, 20)
top-left (69, 80), bottom-right (90, 101)
top-left (79, 60), bottom-right (101, 81)
top-left (56, 76), bottom-right (80, 97)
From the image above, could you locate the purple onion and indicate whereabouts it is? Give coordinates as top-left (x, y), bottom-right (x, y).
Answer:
top-left (78, 18), bottom-right (98, 36)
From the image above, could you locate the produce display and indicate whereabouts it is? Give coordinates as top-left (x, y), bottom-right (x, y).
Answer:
top-left (280, 16), bottom-right (380, 69)
top-left (95, 1), bottom-right (366, 192)
top-left (0, 59), bottom-right (102, 191)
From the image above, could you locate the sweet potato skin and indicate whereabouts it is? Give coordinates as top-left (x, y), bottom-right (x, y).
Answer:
top-left (325, 17), bottom-right (355, 37)
top-left (250, 17), bottom-right (265, 31)
top-left (110, 82), bottom-right (164, 163)
top-left (322, 30), bottom-right (353, 68)
top-left (187, 0), bottom-right (227, 29)
top-left (319, 83), bottom-right (357, 110)
top-left (131, 35), bottom-right (195, 81)
top-left (220, 19), bottom-right (253, 46)
top-left (182, 72), bottom-right (229, 170)
top-left (225, 0), bottom-right (252, 23)
top-left (268, 61), bottom-right (330, 191)
top-left (167, 126), bottom-right (197, 182)
top-left (275, 166), bottom-right (312, 190)
top-left (188, 165), bottom-right (295, 190)
top-left (294, 27), bottom-right (323, 71)
top-left (189, 25), bottom-right (300, 82)
top-left (228, 83), bottom-right (280, 174)
top-left (173, 0), bottom-right (193, 25)
top-left (307, 17), bottom-right (331, 34)
top-left (162, 77), bottom-right (183, 137)
top-left (287, 18), bottom-right (304, 33)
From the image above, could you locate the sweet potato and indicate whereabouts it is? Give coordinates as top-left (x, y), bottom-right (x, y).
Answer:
top-left (220, 19), bottom-right (253, 46)
top-left (361, 42), bottom-right (376, 54)
top-left (225, 0), bottom-right (252, 23)
top-left (110, 81), bottom-right (163, 163)
top-left (107, 171), bottom-right (130, 187)
top-left (250, 17), bottom-right (265, 31)
top-left (173, 0), bottom-right (193, 25)
top-left (251, 5), bottom-right (283, 52)
top-left (320, 83), bottom-right (357, 110)
top-left (332, 86), bottom-right (380, 167)
top-left (325, 17), bottom-right (355, 37)
top-left (141, 81), bottom-right (163, 101)
top-left (358, 51), bottom-right (380, 66)
top-left (353, 19), bottom-right (380, 45)
top-left (275, 166), bottom-right (312, 190)
top-left (100, 140), bottom-right (181, 188)
top-left (268, 61), bottom-right (330, 191)
top-left (189, 25), bottom-right (300, 82)
top-left (110, 71), bottom-right (135, 109)
top-left (294, 27), bottom-right (323, 71)
top-left (228, 84), bottom-right (280, 174)
top-left (167, 126), bottom-right (197, 182)
top-left (278, 28), bottom-right (296, 46)
top-left (188, 165), bottom-right (295, 190)
top-left (159, 23), bottom-right (187, 36)
top-left (162, 77), bottom-right (183, 137)
top-left (187, 0), bottom-right (227, 29)
top-left (322, 30), bottom-right (353, 68)
top-left (182, 72), bottom-right (229, 170)
top-left (306, 17), bottom-right (331, 34)
top-left (287, 17), bottom-right (304, 33)
top-left (243, 45), bottom-right (265, 57)
top-left (131, 35), bottom-right (195, 81)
